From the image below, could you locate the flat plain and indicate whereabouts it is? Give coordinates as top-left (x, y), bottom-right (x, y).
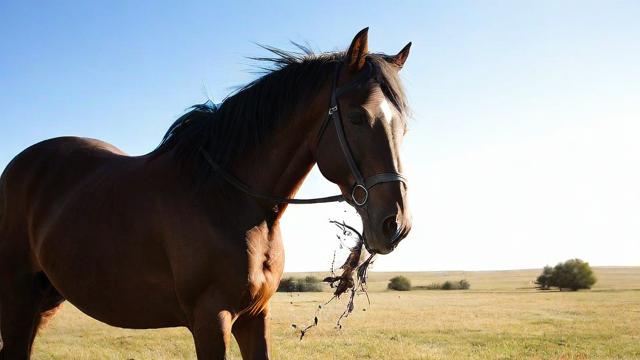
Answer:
top-left (31, 267), bottom-right (640, 359)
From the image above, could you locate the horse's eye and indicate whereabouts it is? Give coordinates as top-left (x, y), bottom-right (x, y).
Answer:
top-left (349, 110), bottom-right (368, 125)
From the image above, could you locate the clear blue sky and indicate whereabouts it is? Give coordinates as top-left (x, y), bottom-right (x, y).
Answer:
top-left (1, 1), bottom-right (639, 271)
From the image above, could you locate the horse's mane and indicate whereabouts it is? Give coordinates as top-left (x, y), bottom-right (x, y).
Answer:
top-left (155, 44), bottom-right (408, 178)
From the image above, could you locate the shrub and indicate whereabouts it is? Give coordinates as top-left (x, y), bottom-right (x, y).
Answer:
top-left (277, 276), bottom-right (323, 292)
top-left (278, 277), bottom-right (297, 292)
top-left (298, 276), bottom-right (322, 292)
top-left (535, 259), bottom-right (596, 291)
top-left (425, 282), bottom-right (443, 290)
top-left (387, 276), bottom-right (412, 291)
top-left (415, 279), bottom-right (470, 290)
top-left (457, 279), bottom-right (471, 290)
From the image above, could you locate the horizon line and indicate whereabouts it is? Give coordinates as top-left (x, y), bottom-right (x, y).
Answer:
top-left (283, 265), bottom-right (640, 273)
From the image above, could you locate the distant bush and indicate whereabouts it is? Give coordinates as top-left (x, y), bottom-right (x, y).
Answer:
top-left (415, 279), bottom-right (470, 290)
top-left (424, 282), bottom-right (443, 290)
top-left (535, 259), bottom-right (596, 291)
top-left (277, 276), bottom-right (323, 292)
top-left (388, 276), bottom-right (412, 291)
top-left (458, 279), bottom-right (471, 290)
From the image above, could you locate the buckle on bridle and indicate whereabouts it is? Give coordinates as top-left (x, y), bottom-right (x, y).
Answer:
top-left (351, 184), bottom-right (369, 206)
top-left (328, 106), bottom-right (338, 116)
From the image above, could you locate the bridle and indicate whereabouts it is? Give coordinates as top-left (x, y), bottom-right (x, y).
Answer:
top-left (199, 61), bottom-right (407, 206)
top-left (314, 62), bottom-right (407, 206)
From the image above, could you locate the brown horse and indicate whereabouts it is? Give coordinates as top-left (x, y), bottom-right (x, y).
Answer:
top-left (0, 28), bottom-right (412, 359)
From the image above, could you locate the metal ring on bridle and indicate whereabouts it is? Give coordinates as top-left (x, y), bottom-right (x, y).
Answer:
top-left (351, 184), bottom-right (369, 206)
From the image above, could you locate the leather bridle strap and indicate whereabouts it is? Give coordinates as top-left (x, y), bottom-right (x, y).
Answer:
top-left (320, 62), bottom-right (406, 206)
top-left (199, 148), bottom-right (344, 204)
top-left (199, 61), bottom-right (406, 206)
top-left (315, 62), bottom-right (373, 148)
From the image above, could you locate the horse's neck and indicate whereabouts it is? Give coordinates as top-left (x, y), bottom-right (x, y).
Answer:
top-left (231, 93), bottom-right (328, 216)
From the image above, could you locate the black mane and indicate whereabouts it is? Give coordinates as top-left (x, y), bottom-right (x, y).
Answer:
top-left (155, 45), bottom-right (408, 176)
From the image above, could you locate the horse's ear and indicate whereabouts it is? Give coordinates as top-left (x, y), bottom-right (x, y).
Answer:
top-left (346, 27), bottom-right (369, 73)
top-left (390, 42), bottom-right (412, 69)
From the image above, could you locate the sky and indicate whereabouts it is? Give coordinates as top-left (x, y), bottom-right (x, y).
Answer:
top-left (1, 1), bottom-right (639, 272)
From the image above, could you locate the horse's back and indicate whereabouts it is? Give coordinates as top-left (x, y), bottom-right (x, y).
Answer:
top-left (0, 136), bottom-right (126, 257)
top-left (2, 135), bottom-right (126, 188)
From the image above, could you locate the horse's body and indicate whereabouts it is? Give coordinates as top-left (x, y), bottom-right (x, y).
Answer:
top-left (0, 29), bottom-right (412, 359)
top-left (2, 137), bottom-right (191, 327)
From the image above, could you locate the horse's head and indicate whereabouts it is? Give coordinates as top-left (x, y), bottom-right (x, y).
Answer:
top-left (315, 28), bottom-right (412, 255)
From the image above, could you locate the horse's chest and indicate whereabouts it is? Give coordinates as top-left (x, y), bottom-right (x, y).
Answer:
top-left (242, 222), bottom-right (284, 314)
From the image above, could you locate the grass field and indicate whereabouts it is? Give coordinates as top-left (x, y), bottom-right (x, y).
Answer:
top-left (31, 267), bottom-right (640, 359)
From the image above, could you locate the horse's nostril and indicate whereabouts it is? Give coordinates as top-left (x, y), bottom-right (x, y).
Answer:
top-left (382, 215), bottom-right (399, 239)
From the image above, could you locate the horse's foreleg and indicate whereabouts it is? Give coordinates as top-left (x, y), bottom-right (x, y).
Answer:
top-left (232, 308), bottom-right (270, 360)
top-left (189, 295), bottom-right (234, 360)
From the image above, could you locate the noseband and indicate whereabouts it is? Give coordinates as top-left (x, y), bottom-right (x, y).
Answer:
top-left (199, 61), bottom-right (407, 206)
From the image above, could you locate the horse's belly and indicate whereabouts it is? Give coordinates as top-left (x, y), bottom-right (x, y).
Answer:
top-left (67, 282), bottom-right (183, 329)
top-left (36, 234), bottom-right (186, 329)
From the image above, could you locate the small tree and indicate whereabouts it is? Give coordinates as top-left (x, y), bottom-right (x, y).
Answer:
top-left (535, 259), bottom-right (596, 291)
top-left (388, 276), bottom-right (412, 291)
top-left (555, 259), bottom-right (596, 291)
top-left (535, 266), bottom-right (555, 290)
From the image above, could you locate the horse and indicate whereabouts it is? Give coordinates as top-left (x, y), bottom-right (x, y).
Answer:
top-left (0, 28), bottom-right (412, 359)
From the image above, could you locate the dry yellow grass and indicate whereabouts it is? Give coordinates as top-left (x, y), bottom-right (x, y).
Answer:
top-left (31, 267), bottom-right (640, 359)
